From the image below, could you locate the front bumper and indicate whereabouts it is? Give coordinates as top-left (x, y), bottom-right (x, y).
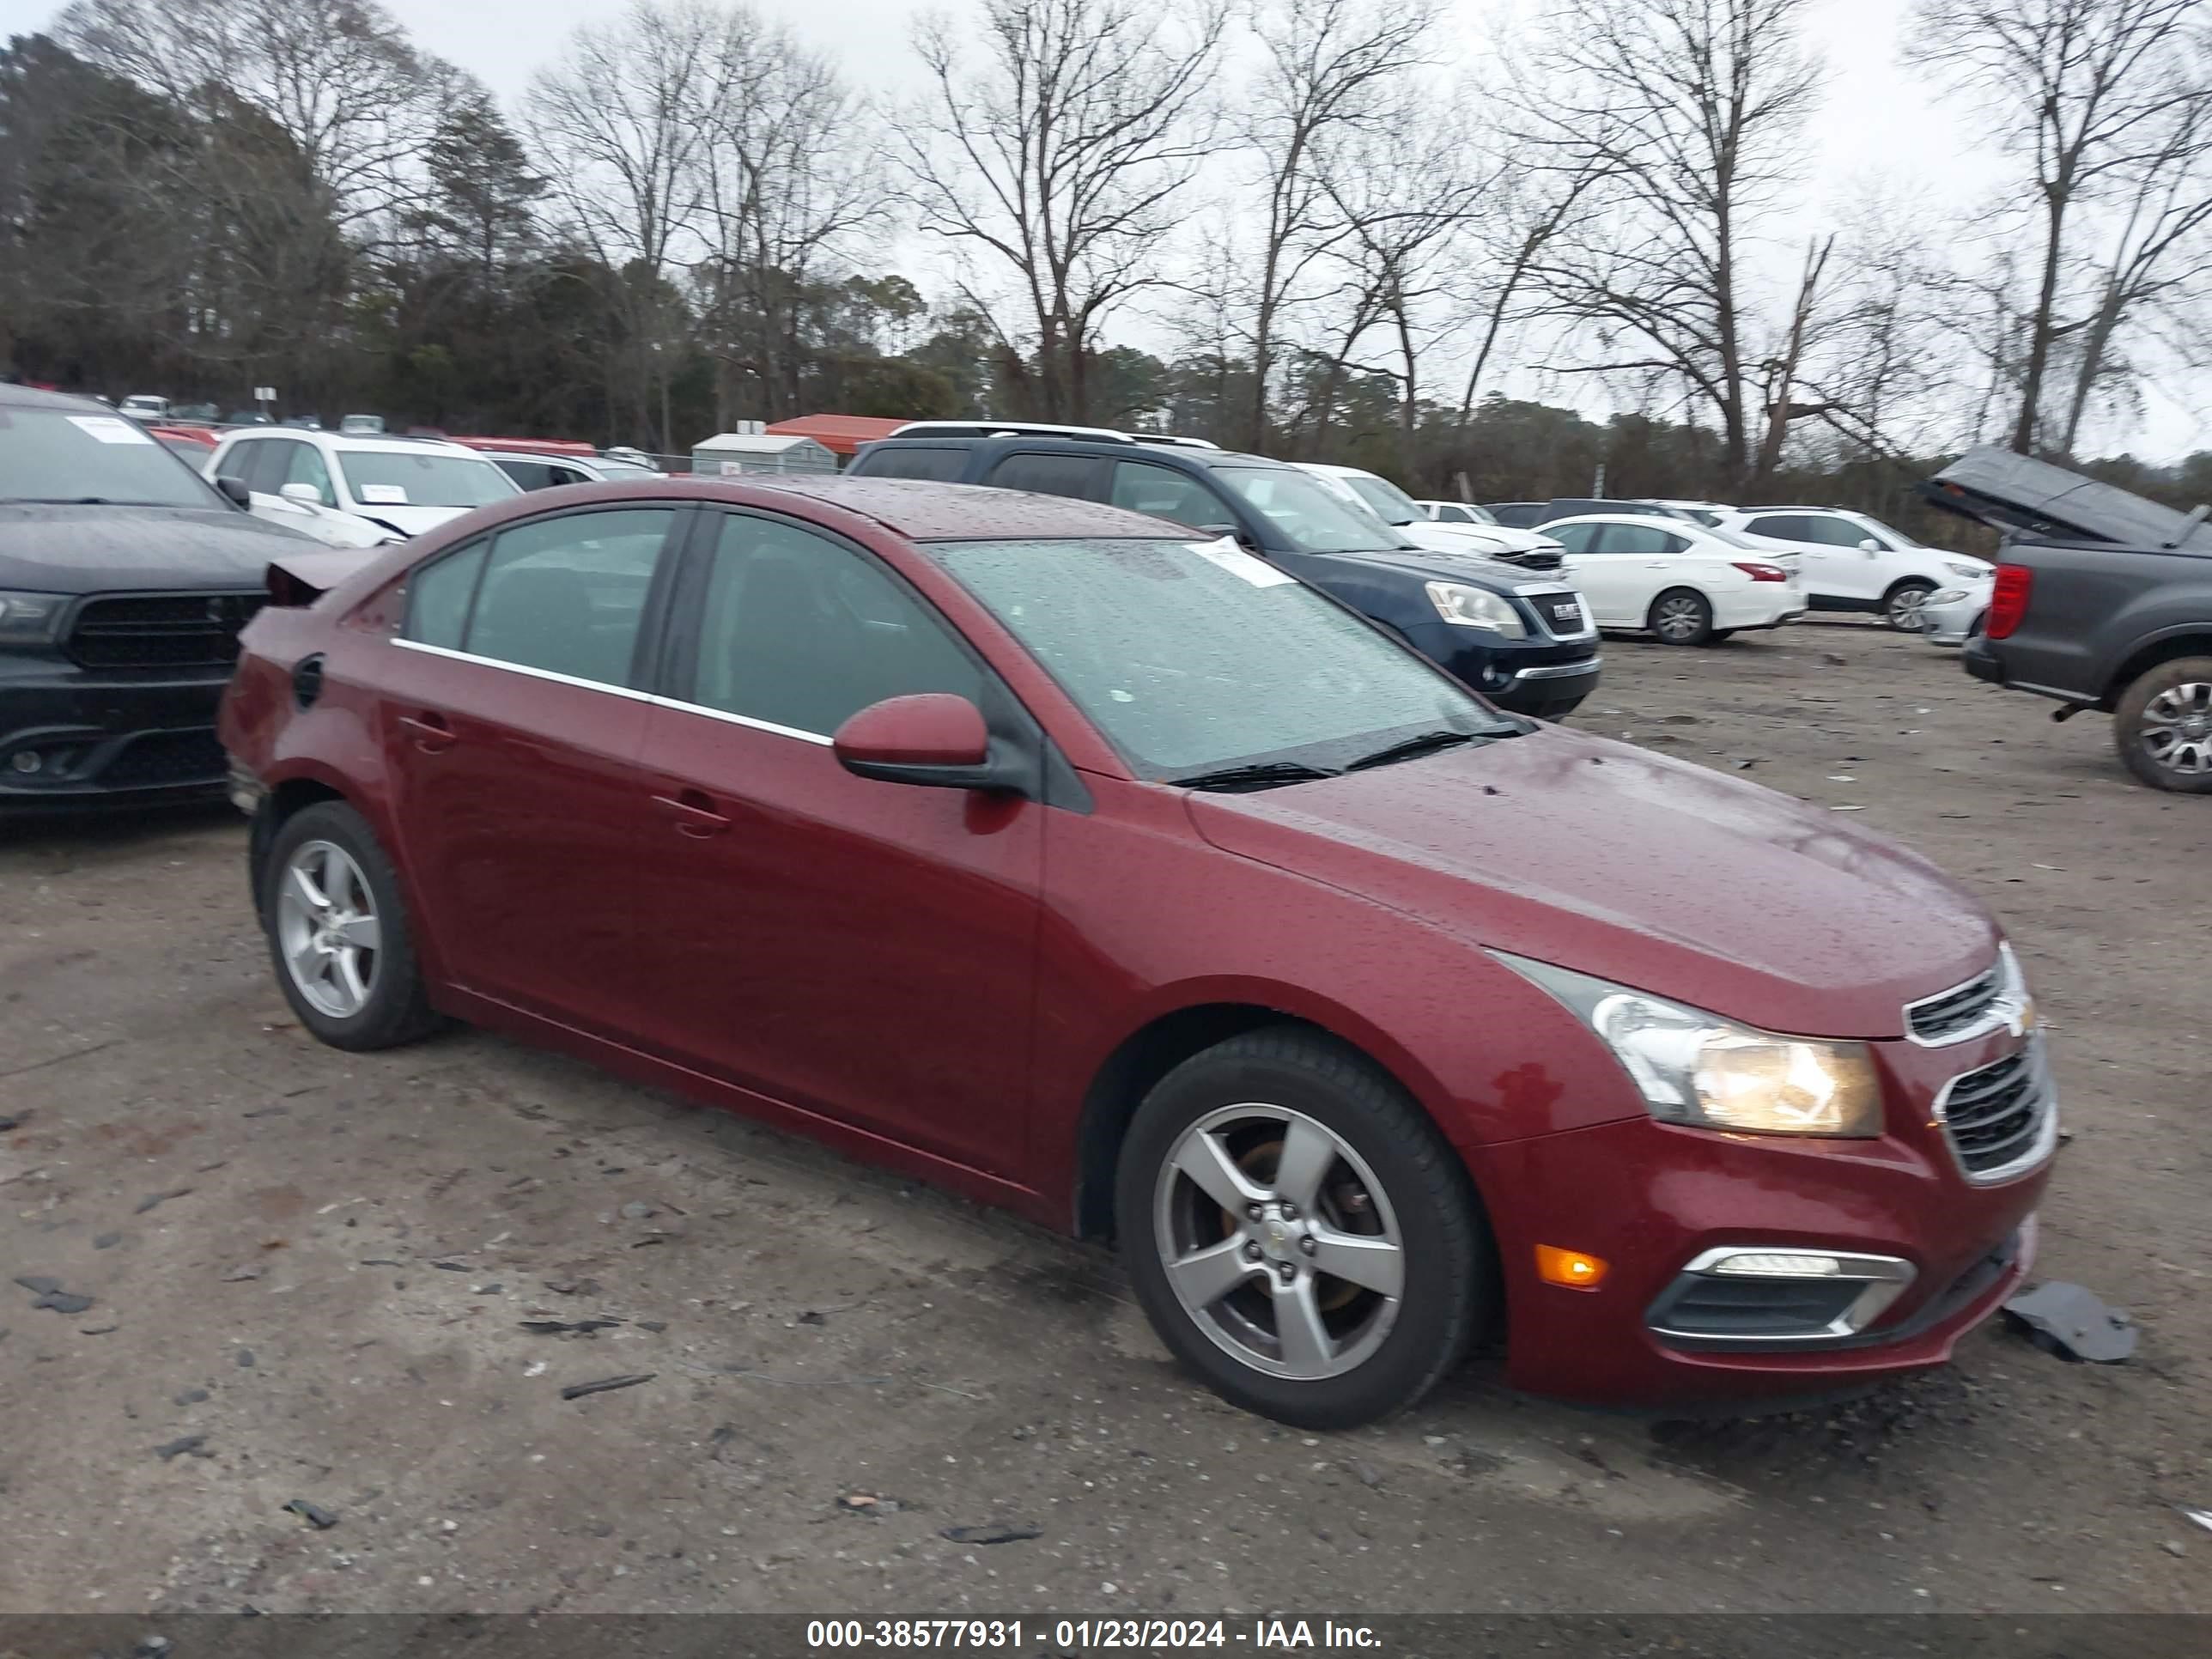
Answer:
top-left (1405, 619), bottom-right (1601, 717)
top-left (1467, 1028), bottom-right (2052, 1410)
top-left (0, 658), bottom-right (234, 805)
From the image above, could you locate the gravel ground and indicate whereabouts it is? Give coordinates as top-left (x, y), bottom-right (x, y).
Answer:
top-left (0, 618), bottom-right (2205, 1620)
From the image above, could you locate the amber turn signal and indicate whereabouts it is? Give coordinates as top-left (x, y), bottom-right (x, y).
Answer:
top-left (1536, 1244), bottom-right (1608, 1290)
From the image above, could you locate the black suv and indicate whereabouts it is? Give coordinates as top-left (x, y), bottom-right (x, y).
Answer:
top-left (1, 383), bottom-right (309, 807)
top-left (850, 425), bottom-right (1600, 716)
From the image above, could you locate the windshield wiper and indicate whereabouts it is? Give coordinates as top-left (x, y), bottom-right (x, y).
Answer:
top-left (1343, 729), bottom-right (1492, 772)
top-left (1168, 760), bottom-right (1340, 793)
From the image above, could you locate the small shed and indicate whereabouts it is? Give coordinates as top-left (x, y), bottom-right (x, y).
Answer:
top-left (690, 432), bottom-right (836, 477)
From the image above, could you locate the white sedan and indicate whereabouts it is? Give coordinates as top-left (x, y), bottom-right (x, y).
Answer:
top-left (1539, 514), bottom-right (1805, 645)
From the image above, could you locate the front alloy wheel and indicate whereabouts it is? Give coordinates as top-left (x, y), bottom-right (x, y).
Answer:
top-left (1154, 1104), bottom-right (1406, 1380)
top-left (277, 839), bottom-right (381, 1018)
top-left (1885, 580), bottom-right (1936, 631)
top-left (1117, 1030), bottom-right (1492, 1429)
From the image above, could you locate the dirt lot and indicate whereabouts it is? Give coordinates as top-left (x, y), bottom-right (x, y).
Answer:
top-left (1, 619), bottom-right (2206, 1622)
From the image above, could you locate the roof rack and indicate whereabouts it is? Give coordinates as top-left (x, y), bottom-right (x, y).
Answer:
top-left (887, 419), bottom-right (1219, 450)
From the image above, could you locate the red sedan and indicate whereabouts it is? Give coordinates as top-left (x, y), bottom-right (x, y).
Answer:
top-left (219, 478), bottom-right (2054, 1427)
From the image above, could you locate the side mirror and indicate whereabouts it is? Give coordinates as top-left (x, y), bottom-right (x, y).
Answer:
top-left (215, 474), bottom-right (252, 509)
top-left (833, 694), bottom-right (1000, 790)
top-left (279, 482), bottom-right (325, 507)
top-left (1197, 522), bottom-right (1261, 552)
top-left (1858, 538), bottom-right (1881, 553)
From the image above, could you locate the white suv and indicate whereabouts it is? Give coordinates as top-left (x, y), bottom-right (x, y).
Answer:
top-left (207, 428), bottom-right (518, 540)
top-left (1296, 464), bottom-right (1574, 572)
top-left (1711, 507), bottom-right (1990, 631)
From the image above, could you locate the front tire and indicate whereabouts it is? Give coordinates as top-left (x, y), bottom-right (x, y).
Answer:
top-left (1649, 588), bottom-right (1714, 646)
top-left (1883, 580), bottom-right (1936, 632)
top-left (1116, 1030), bottom-right (1492, 1429)
top-left (2113, 657), bottom-right (2212, 793)
top-left (262, 800), bottom-right (441, 1049)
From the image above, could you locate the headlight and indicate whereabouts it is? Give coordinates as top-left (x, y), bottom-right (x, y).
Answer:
top-left (1930, 588), bottom-right (1966, 605)
top-left (1425, 581), bottom-right (1527, 636)
top-left (0, 590), bottom-right (69, 647)
top-left (1944, 562), bottom-right (1986, 580)
top-left (1495, 954), bottom-right (1883, 1137)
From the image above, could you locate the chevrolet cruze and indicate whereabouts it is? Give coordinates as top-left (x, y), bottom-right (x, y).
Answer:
top-left (219, 477), bottom-right (2055, 1428)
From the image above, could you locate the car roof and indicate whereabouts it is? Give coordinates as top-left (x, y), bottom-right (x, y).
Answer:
top-left (865, 430), bottom-right (1286, 472)
top-left (0, 382), bottom-right (112, 413)
top-left (738, 477), bottom-right (1202, 541)
top-left (1543, 513), bottom-right (1711, 530)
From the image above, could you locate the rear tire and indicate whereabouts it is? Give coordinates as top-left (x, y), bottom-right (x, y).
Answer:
top-left (1648, 588), bottom-right (1713, 646)
top-left (1116, 1030), bottom-right (1492, 1430)
top-left (1883, 580), bottom-right (1936, 632)
top-left (2112, 657), bottom-right (2212, 793)
top-left (262, 801), bottom-right (442, 1050)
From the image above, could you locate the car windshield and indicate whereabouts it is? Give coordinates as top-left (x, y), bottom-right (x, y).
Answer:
top-left (1212, 466), bottom-right (1412, 554)
top-left (338, 449), bottom-right (517, 509)
top-left (928, 536), bottom-right (1518, 781)
top-left (1341, 473), bottom-right (1423, 526)
top-left (0, 406), bottom-right (223, 507)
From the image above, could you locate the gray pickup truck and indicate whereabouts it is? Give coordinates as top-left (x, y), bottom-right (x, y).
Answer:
top-left (1929, 447), bottom-right (2212, 793)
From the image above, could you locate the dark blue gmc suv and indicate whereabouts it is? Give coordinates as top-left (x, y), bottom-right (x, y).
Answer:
top-left (847, 424), bottom-right (1601, 717)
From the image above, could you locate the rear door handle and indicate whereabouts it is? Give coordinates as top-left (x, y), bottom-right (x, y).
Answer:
top-left (398, 711), bottom-right (456, 754)
top-left (653, 790), bottom-right (730, 838)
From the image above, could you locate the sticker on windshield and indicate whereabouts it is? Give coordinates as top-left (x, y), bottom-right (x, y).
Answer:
top-left (358, 484), bottom-right (410, 504)
top-left (1188, 537), bottom-right (1295, 588)
top-left (67, 415), bottom-right (155, 446)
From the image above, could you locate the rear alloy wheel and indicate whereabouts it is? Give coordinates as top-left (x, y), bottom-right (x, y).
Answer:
top-left (263, 800), bottom-right (442, 1049)
top-left (2114, 657), bottom-right (2212, 793)
top-left (1884, 580), bottom-right (1936, 632)
top-left (1649, 587), bottom-right (1714, 646)
top-left (1117, 1030), bottom-right (1491, 1429)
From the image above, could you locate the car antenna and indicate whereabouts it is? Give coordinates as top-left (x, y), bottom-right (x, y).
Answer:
top-left (2164, 503), bottom-right (2210, 549)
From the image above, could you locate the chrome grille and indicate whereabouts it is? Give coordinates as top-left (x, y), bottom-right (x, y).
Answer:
top-left (67, 592), bottom-right (264, 670)
top-left (1935, 1042), bottom-right (2055, 1182)
top-left (1906, 961), bottom-right (2003, 1043)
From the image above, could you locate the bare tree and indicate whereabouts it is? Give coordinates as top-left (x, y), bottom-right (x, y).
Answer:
top-left (526, 0), bottom-right (739, 447)
top-left (1233, 0), bottom-right (1440, 449)
top-left (1908, 0), bottom-right (2212, 454)
top-left (58, 0), bottom-right (453, 234)
top-left (1519, 0), bottom-right (1826, 489)
top-left (891, 0), bottom-right (1227, 423)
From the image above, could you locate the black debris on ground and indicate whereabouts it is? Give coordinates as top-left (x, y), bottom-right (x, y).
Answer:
top-left (153, 1435), bottom-right (210, 1462)
top-left (283, 1498), bottom-right (340, 1530)
top-left (520, 1318), bottom-right (622, 1337)
top-left (133, 1188), bottom-right (193, 1215)
top-left (559, 1373), bottom-right (655, 1401)
top-left (940, 1523), bottom-right (1042, 1545)
top-left (2002, 1280), bottom-right (2139, 1363)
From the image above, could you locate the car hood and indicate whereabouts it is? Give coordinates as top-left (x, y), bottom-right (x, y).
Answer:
top-left (1186, 725), bottom-right (1996, 1039)
top-left (353, 502), bottom-right (465, 538)
top-left (1396, 520), bottom-right (1563, 558)
top-left (1316, 544), bottom-right (1571, 591)
top-left (0, 502), bottom-right (311, 592)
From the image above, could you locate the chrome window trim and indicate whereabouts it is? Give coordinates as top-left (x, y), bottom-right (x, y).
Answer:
top-left (390, 637), bottom-right (836, 746)
top-left (1931, 1035), bottom-right (2060, 1188)
top-left (1648, 1245), bottom-right (1917, 1344)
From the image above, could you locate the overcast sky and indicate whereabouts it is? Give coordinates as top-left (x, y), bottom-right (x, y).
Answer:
top-left (5, 0), bottom-right (2202, 459)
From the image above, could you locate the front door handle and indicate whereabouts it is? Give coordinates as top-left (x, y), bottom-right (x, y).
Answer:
top-left (398, 711), bottom-right (456, 754)
top-left (653, 790), bottom-right (730, 838)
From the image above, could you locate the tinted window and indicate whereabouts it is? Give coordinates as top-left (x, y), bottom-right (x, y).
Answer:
top-left (1746, 514), bottom-right (1811, 542)
top-left (462, 508), bottom-right (674, 686)
top-left (986, 452), bottom-right (1107, 499)
top-left (497, 459), bottom-right (562, 491)
top-left (214, 437), bottom-right (260, 486)
top-left (1108, 460), bottom-right (1228, 531)
top-left (861, 446), bottom-right (970, 482)
top-left (406, 540), bottom-right (489, 650)
top-left (686, 514), bottom-right (982, 738)
top-left (1547, 523), bottom-right (1603, 555)
top-left (246, 441), bottom-right (295, 495)
top-left (931, 537), bottom-right (1514, 777)
top-left (1604, 524), bottom-right (1689, 556)
top-left (282, 441), bottom-right (336, 507)
top-left (338, 448), bottom-right (518, 509)
top-left (0, 408), bottom-right (224, 508)
top-left (1802, 514), bottom-right (1886, 548)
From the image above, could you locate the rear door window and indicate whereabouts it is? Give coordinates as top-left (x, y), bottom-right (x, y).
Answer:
top-left (459, 507), bottom-right (678, 688)
top-left (1605, 524), bottom-right (1689, 556)
top-left (1107, 460), bottom-right (1230, 531)
top-left (1746, 514), bottom-right (1810, 541)
top-left (860, 446), bottom-right (970, 482)
top-left (985, 452), bottom-right (1108, 501)
top-left (406, 540), bottom-right (489, 650)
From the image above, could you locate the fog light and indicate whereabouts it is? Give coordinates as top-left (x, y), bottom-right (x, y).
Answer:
top-left (1709, 1251), bottom-right (1846, 1278)
top-left (9, 750), bottom-right (41, 775)
top-left (1535, 1244), bottom-right (1608, 1289)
